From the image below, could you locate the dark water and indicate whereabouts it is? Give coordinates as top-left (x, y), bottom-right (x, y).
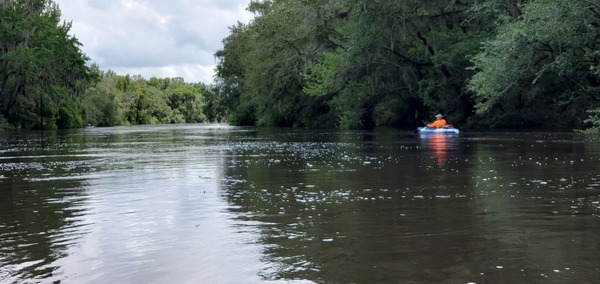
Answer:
top-left (1, 125), bottom-right (599, 284)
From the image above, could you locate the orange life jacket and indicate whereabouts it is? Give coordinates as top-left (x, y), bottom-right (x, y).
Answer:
top-left (426, 118), bottom-right (447, 128)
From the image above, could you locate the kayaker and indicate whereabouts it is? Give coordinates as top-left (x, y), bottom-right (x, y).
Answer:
top-left (426, 114), bottom-right (447, 128)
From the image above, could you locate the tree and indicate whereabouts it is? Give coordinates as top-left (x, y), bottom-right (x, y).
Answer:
top-left (213, 0), bottom-right (600, 130)
top-left (216, 0), bottom-right (345, 128)
top-left (214, 22), bottom-right (254, 125)
top-left (165, 79), bottom-right (206, 123)
top-left (305, 0), bottom-right (480, 128)
top-left (81, 68), bottom-right (125, 126)
top-left (468, 0), bottom-right (600, 129)
top-left (81, 70), bottom-right (209, 126)
top-left (0, 0), bottom-right (92, 129)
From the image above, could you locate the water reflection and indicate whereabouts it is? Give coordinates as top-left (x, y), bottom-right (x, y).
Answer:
top-left (1, 127), bottom-right (599, 283)
top-left (0, 125), bottom-right (266, 283)
top-left (221, 131), bottom-right (600, 283)
top-left (419, 133), bottom-right (459, 165)
top-left (0, 132), bottom-right (93, 282)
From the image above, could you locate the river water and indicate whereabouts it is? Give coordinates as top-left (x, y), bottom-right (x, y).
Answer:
top-left (0, 124), bottom-right (598, 283)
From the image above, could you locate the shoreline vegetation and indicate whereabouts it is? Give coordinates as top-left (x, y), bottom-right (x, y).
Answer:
top-left (1, 0), bottom-right (599, 132)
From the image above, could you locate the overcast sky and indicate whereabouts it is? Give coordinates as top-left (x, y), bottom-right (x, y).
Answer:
top-left (54, 0), bottom-right (254, 84)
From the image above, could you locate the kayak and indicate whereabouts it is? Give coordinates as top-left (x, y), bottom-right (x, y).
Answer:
top-left (416, 127), bottom-right (460, 134)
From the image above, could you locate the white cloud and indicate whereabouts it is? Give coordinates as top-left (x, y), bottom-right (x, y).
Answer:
top-left (55, 0), bottom-right (254, 84)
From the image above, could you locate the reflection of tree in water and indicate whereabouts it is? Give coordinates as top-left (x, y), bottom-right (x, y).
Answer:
top-left (221, 131), bottom-right (600, 283)
top-left (220, 135), bottom-right (482, 283)
top-left (223, 176), bottom-right (487, 283)
top-left (0, 133), bottom-right (91, 281)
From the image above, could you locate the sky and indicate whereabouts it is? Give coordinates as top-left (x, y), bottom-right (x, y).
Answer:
top-left (54, 0), bottom-right (254, 84)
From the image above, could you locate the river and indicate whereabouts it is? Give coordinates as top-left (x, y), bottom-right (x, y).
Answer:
top-left (1, 124), bottom-right (599, 283)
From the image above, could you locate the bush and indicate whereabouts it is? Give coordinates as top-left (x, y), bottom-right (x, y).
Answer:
top-left (578, 108), bottom-right (600, 134)
top-left (57, 105), bottom-right (83, 129)
top-left (0, 117), bottom-right (12, 130)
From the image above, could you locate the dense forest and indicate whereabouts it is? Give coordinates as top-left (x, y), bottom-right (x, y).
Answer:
top-left (1, 0), bottom-right (91, 129)
top-left (2, 0), bottom-right (600, 131)
top-left (215, 0), bottom-right (600, 130)
top-left (80, 67), bottom-right (215, 127)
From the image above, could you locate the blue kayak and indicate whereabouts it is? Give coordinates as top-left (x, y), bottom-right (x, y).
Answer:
top-left (417, 127), bottom-right (460, 134)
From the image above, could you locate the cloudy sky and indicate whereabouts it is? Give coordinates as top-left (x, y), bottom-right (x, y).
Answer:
top-left (54, 0), bottom-right (254, 84)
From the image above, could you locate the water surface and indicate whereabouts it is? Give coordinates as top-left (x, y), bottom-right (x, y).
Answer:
top-left (1, 125), bottom-right (599, 283)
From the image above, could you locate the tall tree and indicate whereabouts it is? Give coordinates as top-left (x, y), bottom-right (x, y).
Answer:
top-left (216, 0), bottom-right (343, 128)
top-left (216, 0), bottom-right (491, 129)
top-left (214, 22), bottom-right (255, 125)
top-left (304, 0), bottom-right (480, 128)
top-left (214, 0), bottom-right (600, 131)
top-left (468, 0), bottom-right (600, 129)
top-left (0, 0), bottom-right (93, 129)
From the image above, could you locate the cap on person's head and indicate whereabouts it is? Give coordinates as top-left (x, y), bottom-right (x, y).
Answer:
top-left (435, 114), bottom-right (443, 118)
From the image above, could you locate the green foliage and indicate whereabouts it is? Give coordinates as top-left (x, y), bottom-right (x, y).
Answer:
top-left (57, 105), bottom-right (83, 129)
top-left (216, 0), bottom-right (494, 129)
top-left (228, 100), bottom-right (256, 126)
top-left (303, 50), bottom-right (348, 97)
top-left (0, 0), bottom-right (92, 129)
top-left (332, 80), bottom-right (372, 129)
top-left (0, 116), bottom-right (10, 130)
top-left (165, 82), bottom-right (206, 123)
top-left (240, 0), bottom-right (324, 127)
top-left (468, 0), bottom-right (600, 129)
top-left (579, 108), bottom-right (600, 134)
top-left (10, 0), bottom-right (595, 131)
top-left (213, 23), bottom-right (252, 124)
top-left (373, 95), bottom-right (408, 127)
top-left (216, 0), bottom-right (344, 128)
top-left (80, 70), bottom-right (210, 127)
top-left (81, 70), bottom-right (124, 126)
top-left (50, 86), bottom-right (82, 129)
top-left (203, 84), bottom-right (229, 123)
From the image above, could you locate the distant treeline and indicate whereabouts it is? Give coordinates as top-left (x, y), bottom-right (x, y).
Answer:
top-left (0, 0), bottom-right (225, 129)
top-left (2, 0), bottom-right (600, 131)
top-left (214, 0), bottom-right (600, 131)
top-left (80, 68), bottom-right (222, 127)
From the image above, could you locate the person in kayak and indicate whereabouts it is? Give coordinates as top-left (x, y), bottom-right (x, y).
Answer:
top-left (426, 114), bottom-right (447, 128)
